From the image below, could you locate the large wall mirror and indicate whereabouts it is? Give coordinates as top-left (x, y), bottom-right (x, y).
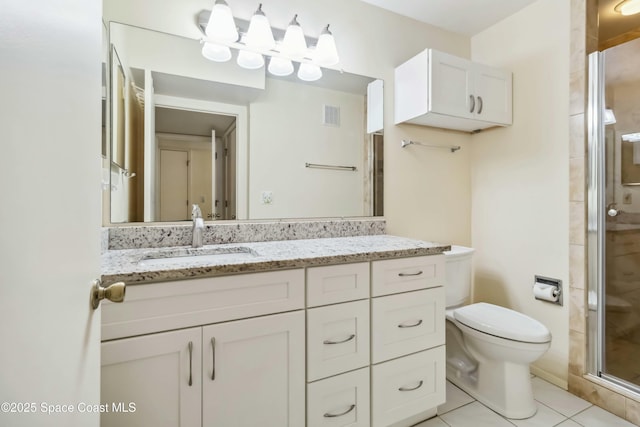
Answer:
top-left (106, 21), bottom-right (384, 224)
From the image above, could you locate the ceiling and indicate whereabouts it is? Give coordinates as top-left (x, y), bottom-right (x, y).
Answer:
top-left (359, 0), bottom-right (538, 36)
top-left (599, 0), bottom-right (640, 45)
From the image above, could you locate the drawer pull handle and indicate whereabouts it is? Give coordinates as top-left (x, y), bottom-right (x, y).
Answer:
top-left (477, 96), bottom-right (484, 114)
top-left (470, 94), bottom-right (476, 113)
top-left (323, 334), bottom-right (356, 345)
top-left (399, 380), bottom-right (424, 392)
top-left (211, 337), bottom-right (216, 381)
top-left (188, 341), bottom-right (193, 387)
top-left (398, 319), bottom-right (423, 328)
top-left (324, 404), bottom-right (356, 418)
top-left (398, 271), bottom-right (423, 277)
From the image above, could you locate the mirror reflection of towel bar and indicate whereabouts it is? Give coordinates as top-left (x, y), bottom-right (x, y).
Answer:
top-left (401, 139), bottom-right (461, 153)
top-left (305, 162), bottom-right (357, 171)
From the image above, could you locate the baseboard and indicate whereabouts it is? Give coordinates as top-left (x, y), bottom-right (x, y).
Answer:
top-left (530, 365), bottom-right (568, 389)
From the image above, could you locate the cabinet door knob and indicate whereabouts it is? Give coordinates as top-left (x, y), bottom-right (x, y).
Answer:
top-left (90, 279), bottom-right (126, 309)
top-left (477, 96), bottom-right (483, 114)
top-left (469, 95), bottom-right (476, 113)
top-left (398, 271), bottom-right (423, 277)
top-left (210, 337), bottom-right (216, 381)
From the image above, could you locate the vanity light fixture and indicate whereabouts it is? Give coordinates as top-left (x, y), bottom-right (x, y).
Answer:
top-left (198, 2), bottom-right (340, 81)
top-left (604, 108), bottom-right (617, 125)
top-left (615, 0), bottom-right (640, 15)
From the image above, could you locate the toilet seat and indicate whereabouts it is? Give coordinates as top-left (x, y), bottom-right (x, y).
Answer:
top-left (453, 302), bottom-right (551, 344)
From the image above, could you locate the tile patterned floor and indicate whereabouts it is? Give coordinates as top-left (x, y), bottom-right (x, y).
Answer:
top-left (415, 377), bottom-right (637, 427)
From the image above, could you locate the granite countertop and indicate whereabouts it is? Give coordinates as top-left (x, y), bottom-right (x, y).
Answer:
top-left (101, 235), bottom-right (450, 285)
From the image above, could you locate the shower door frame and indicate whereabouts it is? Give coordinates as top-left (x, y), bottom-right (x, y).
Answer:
top-left (587, 50), bottom-right (640, 395)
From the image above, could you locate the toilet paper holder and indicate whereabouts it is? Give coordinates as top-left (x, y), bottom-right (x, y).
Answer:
top-left (533, 275), bottom-right (563, 306)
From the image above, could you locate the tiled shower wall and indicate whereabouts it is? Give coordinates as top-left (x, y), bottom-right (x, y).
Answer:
top-left (568, 0), bottom-right (640, 424)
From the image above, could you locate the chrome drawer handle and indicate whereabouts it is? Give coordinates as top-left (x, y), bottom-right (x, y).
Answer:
top-left (398, 271), bottom-right (423, 277)
top-left (188, 341), bottom-right (193, 387)
top-left (469, 94), bottom-right (476, 113)
top-left (398, 319), bottom-right (423, 328)
top-left (399, 380), bottom-right (423, 392)
top-left (324, 404), bottom-right (356, 418)
top-left (323, 334), bottom-right (356, 345)
top-left (477, 96), bottom-right (483, 114)
top-left (211, 337), bottom-right (216, 381)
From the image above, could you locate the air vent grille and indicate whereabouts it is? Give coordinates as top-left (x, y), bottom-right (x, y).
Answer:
top-left (323, 105), bottom-right (340, 127)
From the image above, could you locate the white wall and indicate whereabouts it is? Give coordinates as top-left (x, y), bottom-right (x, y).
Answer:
top-left (249, 79), bottom-right (365, 218)
top-left (471, 0), bottom-right (570, 386)
top-left (103, 0), bottom-right (472, 243)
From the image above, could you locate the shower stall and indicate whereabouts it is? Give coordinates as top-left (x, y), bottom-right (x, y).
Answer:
top-left (588, 37), bottom-right (640, 395)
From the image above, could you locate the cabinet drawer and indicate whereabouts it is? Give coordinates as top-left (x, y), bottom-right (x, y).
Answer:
top-left (307, 262), bottom-right (370, 307)
top-left (371, 287), bottom-right (445, 364)
top-left (102, 269), bottom-right (304, 340)
top-left (307, 367), bottom-right (370, 427)
top-left (371, 256), bottom-right (444, 297)
top-left (307, 300), bottom-right (370, 381)
top-left (371, 347), bottom-right (446, 427)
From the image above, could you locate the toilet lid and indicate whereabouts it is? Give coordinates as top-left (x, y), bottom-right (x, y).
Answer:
top-left (453, 302), bottom-right (551, 343)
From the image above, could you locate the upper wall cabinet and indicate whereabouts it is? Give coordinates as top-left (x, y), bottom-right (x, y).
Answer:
top-left (394, 49), bottom-right (512, 133)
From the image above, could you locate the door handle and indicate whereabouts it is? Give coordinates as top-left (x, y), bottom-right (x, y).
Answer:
top-left (469, 95), bottom-right (475, 113)
top-left (90, 279), bottom-right (126, 309)
top-left (477, 96), bottom-right (483, 114)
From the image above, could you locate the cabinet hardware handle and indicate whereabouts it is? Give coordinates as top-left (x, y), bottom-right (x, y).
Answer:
top-left (399, 380), bottom-right (424, 392)
top-left (323, 334), bottom-right (356, 345)
top-left (211, 337), bottom-right (216, 381)
top-left (324, 404), bottom-right (356, 418)
top-left (188, 341), bottom-right (193, 387)
top-left (398, 319), bottom-right (423, 328)
top-left (469, 95), bottom-right (475, 113)
top-left (477, 96), bottom-right (483, 114)
top-left (398, 271), bottom-right (423, 277)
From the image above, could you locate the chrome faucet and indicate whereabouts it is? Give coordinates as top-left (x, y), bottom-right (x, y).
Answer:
top-left (191, 204), bottom-right (204, 248)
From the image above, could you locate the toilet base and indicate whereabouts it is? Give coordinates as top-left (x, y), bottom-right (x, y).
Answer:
top-left (446, 358), bottom-right (537, 419)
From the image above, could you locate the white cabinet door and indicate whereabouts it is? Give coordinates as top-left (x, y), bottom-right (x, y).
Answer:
top-left (307, 300), bottom-right (370, 381)
top-left (307, 367), bottom-right (371, 427)
top-left (202, 311), bottom-right (305, 427)
top-left (101, 328), bottom-right (201, 427)
top-left (473, 62), bottom-right (513, 125)
top-left (429, 49), bottom-right (475, 120)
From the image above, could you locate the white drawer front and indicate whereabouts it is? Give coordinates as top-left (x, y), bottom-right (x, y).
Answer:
top-left (307, 367), bottom-right (370, 427)
top-left (307, 262), bottom-right (370, 307)
top-left (371, 347), bottom-right (446, 427)
top-left (307, 300), bottom-right (370, 381)
top-left (371, 255), bottom-right (444, 297)
top-left (371, 287), bottom-right (445, 364)
top-left (102, 269), bottom-right (305, 340)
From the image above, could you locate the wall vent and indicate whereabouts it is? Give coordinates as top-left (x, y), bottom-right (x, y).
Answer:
top-left (323, 105), bottom-right (340, 127)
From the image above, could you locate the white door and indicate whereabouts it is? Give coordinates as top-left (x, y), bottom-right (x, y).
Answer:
top-left (159, 149), bottom-right (189, 221)
top-left (0, 1), bottom-right (102, 426)
top-left (101, 328), bottom-right (201, 427)
top-left (429, 49), bottom-right (475, 119)
top-left (473, 63), bottom-right (513, 125)
top-left (202, 311), bottom-right (306, 427)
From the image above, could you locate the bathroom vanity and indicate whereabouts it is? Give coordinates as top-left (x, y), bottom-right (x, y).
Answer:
top-left (100, 233), bottom-right (449, 427)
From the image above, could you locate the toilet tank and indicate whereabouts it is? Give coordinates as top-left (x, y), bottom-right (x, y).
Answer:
top-left (444, 245), bottom-right (475, 308)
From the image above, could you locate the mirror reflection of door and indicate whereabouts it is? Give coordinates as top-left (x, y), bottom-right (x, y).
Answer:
top-left (155, 107), bottom-right (236, 221)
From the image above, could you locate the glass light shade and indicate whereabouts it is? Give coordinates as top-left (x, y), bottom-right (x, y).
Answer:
top-left (205, 0), bottom-right (238, 43)
top-left (202, 42), bottom-right (232, 62)
top-left (314, 25), bottom-right (339, 67)
top-left (245, 5), bottom-right (275, 50)
top-left (604, 109), bottom-right (617, 125)
top-left (297, 63), bottom-right (322, 81)
top-left (237, 50), bottom-right (264, 69)
top-left (616, 0), bottom-right (640, 15)
top-left (281, 15), bottom-right (307, 57)
top-left (268, 57), bottom-right (294, 76)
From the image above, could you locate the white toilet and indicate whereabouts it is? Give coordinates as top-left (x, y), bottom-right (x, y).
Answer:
top-left (443, 246), bottom-right (551, 419)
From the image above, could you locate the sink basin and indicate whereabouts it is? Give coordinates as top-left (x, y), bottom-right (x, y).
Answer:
top-left (137, 246), bottom-right (259, 267)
